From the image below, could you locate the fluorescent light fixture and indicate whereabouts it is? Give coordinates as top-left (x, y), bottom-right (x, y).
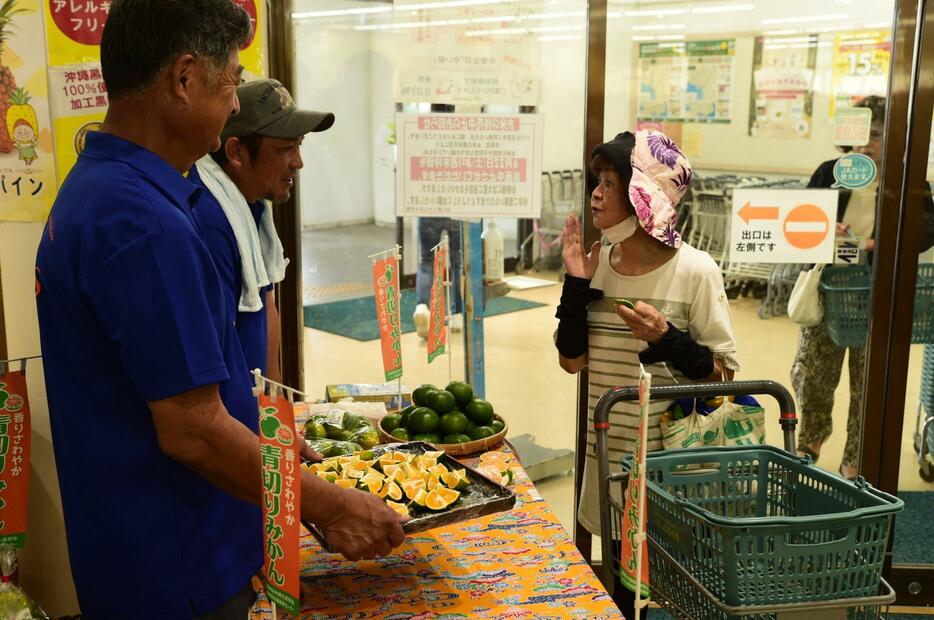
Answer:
top-left (632, 35), bottom-right (657, 41)
top-left (658, 42), bottom-right (686, 48)
top-left (538, 34), bottom-right (581, 42)
top-left (764, 36), bottom-right (817, 44)
top-left (762, 13), bottom-right (849, 25)
top-left (465, 24), bottom-right (581, 37)
top-left (357, 18), bottom-right (472, 31)
top-left (691, 3), bottom-right (754, 14)
top-left (624, 8), bottom-right (688, 17)
top-left (293, 7), bottom-right (391, 19)
top-left (763, 29), bottom-right (800, 36)
top-left (631, 24), bottom-right (685, 31)
top-left (656, 34), bottom-right (685, 41)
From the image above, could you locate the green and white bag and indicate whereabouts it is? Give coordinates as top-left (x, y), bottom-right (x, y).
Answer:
top-left (661, 399), bottom-right (766, 452)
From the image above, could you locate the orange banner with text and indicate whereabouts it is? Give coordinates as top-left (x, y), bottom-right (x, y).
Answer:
top-left (258, 393), bottom-right (301, 613)
top-left (372, 252), bottom-right (403, 381)
top-left (0, 369), bottom-right (31, 548)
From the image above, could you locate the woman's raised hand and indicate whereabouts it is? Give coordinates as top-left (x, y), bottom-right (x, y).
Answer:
top-left (562, 214), bottom-right (601, 279)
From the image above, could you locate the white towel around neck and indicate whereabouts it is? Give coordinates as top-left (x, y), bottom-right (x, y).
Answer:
top-left (194, 155), bottom-right (290, 313)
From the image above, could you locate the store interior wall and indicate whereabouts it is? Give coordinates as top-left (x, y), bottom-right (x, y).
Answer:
top-left (0, 223), bottom-right (79, 616)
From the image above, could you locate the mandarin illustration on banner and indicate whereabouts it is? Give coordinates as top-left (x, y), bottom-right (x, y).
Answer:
top-left (0, 0), bottom-right (56, 222)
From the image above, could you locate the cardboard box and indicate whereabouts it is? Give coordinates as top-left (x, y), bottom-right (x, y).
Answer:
top-left (325, 383), bottom-right (412, 412)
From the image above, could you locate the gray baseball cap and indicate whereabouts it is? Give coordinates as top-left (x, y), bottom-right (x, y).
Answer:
top-left (221, 79), bottom-right (334, 141)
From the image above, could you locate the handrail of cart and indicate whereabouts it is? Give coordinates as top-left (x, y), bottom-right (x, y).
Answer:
top-left (593, 380), bottom-right (797, 586)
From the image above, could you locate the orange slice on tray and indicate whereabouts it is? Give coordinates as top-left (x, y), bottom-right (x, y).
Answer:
top-left (386, 500), bottom-right (410, 517)
top-left (401, 478), bottom-right (427, 500)
top-left (335, 479), bottom-right (357, 490)
top-left (379, 480), bottom-right (403, 501)
top-left (441, 469), bottom-right (470, 491)
top-left (425, 487), bottom-right (460, 511)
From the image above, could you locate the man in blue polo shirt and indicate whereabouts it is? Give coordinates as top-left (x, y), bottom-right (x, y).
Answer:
top-left (35, 2), bottom-right (405, 618)
top-left (189, 79), bottom-right (334, 382)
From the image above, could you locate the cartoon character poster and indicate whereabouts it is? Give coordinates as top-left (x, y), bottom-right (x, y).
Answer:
top-left (0, 0), bottom-right (56, 222)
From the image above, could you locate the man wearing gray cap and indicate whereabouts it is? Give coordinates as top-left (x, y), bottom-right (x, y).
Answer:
top-left (190, 78), bottom-right (334, 382)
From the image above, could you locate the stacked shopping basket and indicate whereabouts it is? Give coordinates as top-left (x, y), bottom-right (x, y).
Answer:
top-left (596, 381), bottom-right (903, 620)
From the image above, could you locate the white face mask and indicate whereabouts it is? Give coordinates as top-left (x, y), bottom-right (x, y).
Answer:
top-left (602, 216), bottom-right (638, 244)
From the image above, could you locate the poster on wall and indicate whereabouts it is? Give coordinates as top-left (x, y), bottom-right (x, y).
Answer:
top-left (748, 35), bottom-right (817, 139)
top-left (830, 30), bottom-right (891, 117)
top-left (637, 40), bottom-right (733, 124)
top-left (395, 113), bottom-right (543, 218)
top-left (43, 0), bottom-right (266, 184)
top-left (0, 0), bottom-right (57, 223)
top-left (392, 4), bottom-right (541, 106)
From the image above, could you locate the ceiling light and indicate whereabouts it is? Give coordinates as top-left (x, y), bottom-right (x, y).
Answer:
top-left (762, 13), bottom-right (849, 25)
top-left (691, 3), bottom-right (754, 14)
top-left (624, 8), bottom-right (688, 17)
top-left (538, 34), bottom-right (581, 42)
top-left (293, 7), bottom-right (392, 19)
top-left (632, 24), bottom-right (685, 31)
top-left (656, 34), bottom-right (685, 40)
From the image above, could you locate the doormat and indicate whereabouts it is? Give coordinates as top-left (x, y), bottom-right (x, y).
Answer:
top-left (893, 491), bottom-right (934, 566)
top-left (303, 289), bottom-right (547, 341)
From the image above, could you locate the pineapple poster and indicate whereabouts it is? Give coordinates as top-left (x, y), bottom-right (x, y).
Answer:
top-left (43, 0), bottom-right (266, 185)
top-left (0, 0), bottom-right (56, 222)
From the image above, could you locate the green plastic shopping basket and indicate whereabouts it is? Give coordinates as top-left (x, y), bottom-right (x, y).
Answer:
top-left (821, 264), bottom-right (934, 347)
top-left (627, 445), bottom-right (903, 608)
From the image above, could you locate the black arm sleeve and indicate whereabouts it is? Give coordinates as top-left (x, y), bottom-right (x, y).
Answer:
top-left (638, 322), bottom-right (715, 380)
top-left (919, 186), bottom-right (934, 253)
top-left (555, 275), bottom-right (603, 359)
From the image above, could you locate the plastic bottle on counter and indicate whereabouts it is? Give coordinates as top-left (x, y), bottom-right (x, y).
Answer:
top-left (482, 220), bottom-right (504, 282)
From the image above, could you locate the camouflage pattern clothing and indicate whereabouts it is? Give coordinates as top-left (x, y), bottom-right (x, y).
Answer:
top-left (791, 321), bottom-right (865, 466)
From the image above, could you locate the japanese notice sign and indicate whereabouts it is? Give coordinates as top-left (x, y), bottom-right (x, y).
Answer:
top-left (427, 241), bottom-right (447, 364)
top-left (395, 113), bottom-right (543, 218)
top-left (0, 0), bottom-right (56, 222)
top-left (833, 106), bottom-right (873, 147)
top-left (43, 0), bottom-right (266, 183)
top-left (258, 393), bottom-right (301, 614)
top-left (392, 6), bottom-right (540, 106)
top-left (831, 30), bottom-right (891, 117)
top-left (372, 250), bottom-right (403, 381)
top-left (748, 35), bottom-right (817, 139)
top-left (730, 189), bottom-right (838, 264)
top-left (637, 40), bottom-right (734, 124)
top-left (619, 370), bottom-right (651, 602)
top-left (833, 154), bottom-right (877, 190)
top-left (0, 370), bottom-right (32, 548)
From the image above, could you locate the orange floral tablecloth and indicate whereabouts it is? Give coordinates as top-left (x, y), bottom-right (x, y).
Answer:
top-left (250, 430), bottom-right (622, 619)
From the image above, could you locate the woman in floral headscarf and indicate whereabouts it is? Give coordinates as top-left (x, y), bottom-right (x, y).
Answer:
top-left (554, 130), bottom-right (740, 615)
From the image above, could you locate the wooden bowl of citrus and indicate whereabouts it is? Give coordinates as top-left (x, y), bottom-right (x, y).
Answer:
top-left (378, 382), bottom-right (507, 456)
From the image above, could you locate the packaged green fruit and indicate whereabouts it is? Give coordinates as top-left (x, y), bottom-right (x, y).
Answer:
top-left (342, 413), bottom-right (370, 430)
top-left (350, 428), bottom-right (380, 450)
top-left (465, 399), bottom-right (494, 425)
top-left (381, 413), bottom-right (402, 432)
top-left (329, 441), bottom-right (363, 456)
top-left (390, 427), bottom-right (410, 441)
top-left (412, 384), bottom-right (438, 407)
top-left (439, 411), bottom-right (469, 435)
top-left (443, 433), bottom-right (472, 444)
top-left (327, 428), bottom-right (355, 442)
top-left (412, 433), bottom-right (442, 444)
top-left (468, 426), bottom-right (495, 441)
top-left (426, 389), bottom-right (456, 414)
top-left (304, 419), bottom-right (328, 440)
top-left (408, 407), bottom-right (440, 433)
top-left (445, 381), bottom-right (474, 407)
top-left (490, 419), bottom-right (505, 434)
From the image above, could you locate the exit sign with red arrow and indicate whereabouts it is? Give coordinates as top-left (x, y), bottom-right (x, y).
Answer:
top-left (729, 189), bottom-right (838, 264)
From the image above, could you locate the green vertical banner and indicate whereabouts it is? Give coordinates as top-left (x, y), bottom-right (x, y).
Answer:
top-left (0, 365), bottom-right (31, 549)
top-left (258, 392), bottom-right (301, 614)
top-left (427, 240), bottom-right (448, 363)
top-left (371, 248), bottom-right (403, 381)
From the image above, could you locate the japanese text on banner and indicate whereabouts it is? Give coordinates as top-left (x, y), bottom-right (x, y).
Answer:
top-left (372, 254), bottom-right (403, 381)
top-left (0, 371), bottom-right (32, 548)
top-left (620, 372), bottom-right (650, 598)
top-left (427, 243), bottom-right (447, 364)
top-left (258, 394), bottom-right (301, 614)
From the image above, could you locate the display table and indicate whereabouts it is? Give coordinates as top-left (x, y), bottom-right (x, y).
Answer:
top-left (250, 446), bottom-right (622, 619)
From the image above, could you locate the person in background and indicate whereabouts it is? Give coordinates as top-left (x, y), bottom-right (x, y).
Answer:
top-left (35, 2), bottom-right (405, 618)
top-left (793, 95), bottom-right (934, 480)
top-left (413, 217), bottom-right (464, 338)
top-left (555, 130), bottom-right (739, 617)
top-left (189, 78), bottom-right (334, 382)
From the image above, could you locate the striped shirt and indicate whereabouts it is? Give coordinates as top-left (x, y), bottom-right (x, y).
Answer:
top-left (578, 242), bottom-right (739, 535)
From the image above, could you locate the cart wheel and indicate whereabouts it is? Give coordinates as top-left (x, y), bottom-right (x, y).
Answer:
top-left (921, 462), bottom-right (934, 483)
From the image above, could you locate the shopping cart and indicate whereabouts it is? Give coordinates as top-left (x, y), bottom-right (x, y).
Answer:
top-left (594, 380), bottom-right (900, 620)
top-left (914, 344), bottom-right (934, 482)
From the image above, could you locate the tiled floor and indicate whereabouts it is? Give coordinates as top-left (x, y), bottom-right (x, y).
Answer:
top-left (300, 226), bottom-right (934, 568)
